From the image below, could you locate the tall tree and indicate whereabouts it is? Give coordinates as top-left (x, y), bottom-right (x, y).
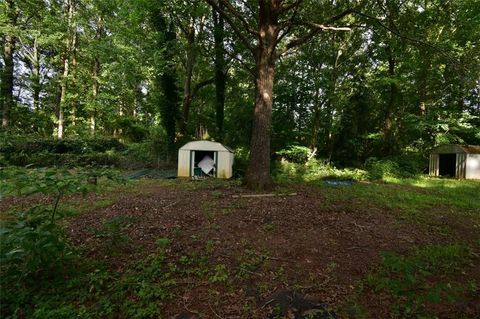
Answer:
top-left (1, 0), bottom-right (17, 128)
top-left (205, 0), bottom-right (357, 189)
top-left (213, 4), bottom-right (226, 140)
top-left (57, 0), bottom-right (77, 139)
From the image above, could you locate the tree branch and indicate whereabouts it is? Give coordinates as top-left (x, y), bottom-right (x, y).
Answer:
top-left (192, 78), bottom-right (215, 98)
top-left (218, 0), bottom-right (259, 36)
top-left (204, 0), bottom-right (255, 54)
top-left (281, 0), bottom-right (304, 13)
top-left (352, 10), bottom-right (458, 64)
top-left (306, 22), bottom-right (351, 31)
top-left (278, 8), bottom-right (356, 57)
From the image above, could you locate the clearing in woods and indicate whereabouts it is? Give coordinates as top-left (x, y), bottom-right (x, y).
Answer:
top-left (1, 178), bottom-right (479, 318)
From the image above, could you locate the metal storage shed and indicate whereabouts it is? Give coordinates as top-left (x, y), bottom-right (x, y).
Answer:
top-left (178, 140), bottom-right (234, 179)
top-left (429, 144), bottom-right (480, 179)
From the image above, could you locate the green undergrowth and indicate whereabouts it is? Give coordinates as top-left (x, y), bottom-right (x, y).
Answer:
top-left (312, 177), bottom-right (480, 233)
top-left (274, 159), bottom-right (369, 182)
top-left (1, 236), bottom-right (235, 319)
top-left (362, 244), bottom-right (478, 318)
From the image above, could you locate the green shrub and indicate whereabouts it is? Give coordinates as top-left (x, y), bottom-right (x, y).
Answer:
top-left (233, 147), bottom-right (249, 177)
top-left (365, 157), bottom-right (401, 180)
top-left (0, 208), bottom-right (74, 281)
top-left (0, 167), bottom-right (124, 318)
top-left (365, 155), bottom-right (425, 180)
top-left (274, 159), bottom-right (368, 182)
top-left (388, 153), bottom-right (426, 176)
top-left (276, 145), bottom-right (312, 164)
top-left (0, 136), bottom-right (125, 167)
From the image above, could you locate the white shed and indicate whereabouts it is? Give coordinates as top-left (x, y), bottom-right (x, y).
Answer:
top-left (178, 140), bottom-right (234, 179)
top-left (429, 144), bottom-right (480, 179)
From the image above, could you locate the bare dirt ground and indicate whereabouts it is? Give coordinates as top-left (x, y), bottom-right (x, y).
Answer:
top-left (2, 180), bottom-right (479, 318)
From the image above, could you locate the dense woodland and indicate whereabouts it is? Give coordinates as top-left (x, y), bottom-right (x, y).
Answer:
top-left (2, 2), bottom-right (480, 318)
top-left (1, 0), bottom-right (479, 188)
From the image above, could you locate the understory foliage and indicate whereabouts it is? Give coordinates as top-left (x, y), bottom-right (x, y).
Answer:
top-left (0, 168), bottom-right (124, 317)
top-left (0, 173), bottom-right (232, 319)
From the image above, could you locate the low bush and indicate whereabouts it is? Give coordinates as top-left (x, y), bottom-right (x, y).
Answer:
top-left (365, 154), bottom-right (424, 180)
top-left (0, 167), bottom-right (124, 318)
top-left (365, 158), bottom-right (402, 180)
top-left (0, 136), bottom-right (125, 167)
top-left (274, 159), bottom-right (368, 182)
top-left (232, 147), bottom-right (249, 177)
top-left (276, 145), bottom-right (312, 164)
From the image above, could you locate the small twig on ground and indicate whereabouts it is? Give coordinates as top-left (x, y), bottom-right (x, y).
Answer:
top-left (352, 221), bottom-right (370, 231)
top-left (260, 254), bottom-right (290, 262)
top-left (162, 201), bottom-right (177, 210)
top-left (232, 193), bottom-right (297, 198)
top-left (209, 304), bottom-right (225, 319)
top-left (261, 298), bottom-right (276, 308)
top-left (182, 300), bottom-right (201, 317)
top-left (239, 267), bottom-right (263, 276)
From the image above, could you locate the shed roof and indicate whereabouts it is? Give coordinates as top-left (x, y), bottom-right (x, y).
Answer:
top-left (179, 140), bottom-right (233, 153)
top-left (431, 144), bottom-right (480, 154)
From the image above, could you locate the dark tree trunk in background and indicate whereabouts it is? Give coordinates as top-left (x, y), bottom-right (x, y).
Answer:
top-left (91, 57), bottom-right (100, 135)
top-left (244, 1), bottom-right (281, 190)
top-left (70, 32), bottom-right (78, 127)
top-left (179, 18), bottom-right (196, 136)
top-left (325, 43), bottom-right (341, 162)
top-left (58, 0), bottom-right (75, 139)
top-left (160, 24), bottom-right (180, 161)
top-left (31, 39), bottom-right (41, 111)
top-left (58, 53), bottom-right (69, 139)
top-left (382, 46), bottom-right (397, 155)
top-left (213, 6), bottom-right (226, 141)
top-left (1, 0), bottom-right (16, 129)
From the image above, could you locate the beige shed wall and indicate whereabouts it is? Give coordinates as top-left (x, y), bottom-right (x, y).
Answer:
top-left (177, 150), bottom-right (190, 177)
top-left (466, 154), bottom-right (480, 179)
top-left (216, 152), bottom-right (234, 179)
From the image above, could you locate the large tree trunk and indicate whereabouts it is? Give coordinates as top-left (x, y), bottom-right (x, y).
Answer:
top-left (244, 1), bottom-right (280, 190)
top-left (1, 0), bottom-right (16, 129)
top-left (213, 6), bottom-right (226, 141)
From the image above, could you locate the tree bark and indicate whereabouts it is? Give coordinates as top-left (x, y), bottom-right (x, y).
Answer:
top-left (381, 45), bottom-right (397, 155)
top-left (325, 42), bottom-right (341, 161)
top-left (31, 38), bottom-right (41, 111)
top-left (91, 57), bottom-right (100, 135)
top-left (179, 18), bottom-right (196, 136)
top-left (58, 0), bottom-right (75, 139)
top-left (70, 32), bottom-right (78, 127)
top-left (309, 86), bottom-right (322, 150)
top-left (213, 5), bottom-right (226, 141)
top-left (244, 1), bottom-right (280, 190)
top-left (1, 0), bottom-right (16, 129)
top-left (58, 54), bottom-right (69, 139)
